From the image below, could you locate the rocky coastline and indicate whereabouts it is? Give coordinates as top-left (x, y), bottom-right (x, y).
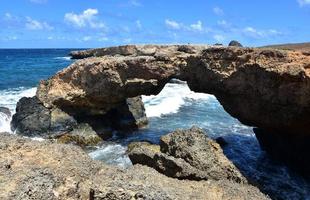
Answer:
top-left (12, 44), bottom-right (310, 176)
top-left (0, 128), bottom-right (269, 199)
top-left (5, 44), bottom-right (310, 198)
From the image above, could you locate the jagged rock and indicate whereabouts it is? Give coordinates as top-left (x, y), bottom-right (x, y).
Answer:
top-left (128, 127), bottom-right (246, 183)
top-left (11, 96), bottom-right (147, 143)
top-left (13, 44), bottom-right (310, 174)
top-left (0, 107), bottom-right (11, 118)
top-left (56, 123), bottom-right (104, 146)
top-left (228, 40), bottom-right (243, 47)
top-left (11, 97), bottom-right (51, 136)
top-left (0, 132), bottom-right (269, 200)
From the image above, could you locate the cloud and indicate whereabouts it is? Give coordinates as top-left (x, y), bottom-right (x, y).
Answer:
top-left (190, 21), bottom-right (203, 31)
top-left (64, 8), bottom-right (105, 29)
top-left (213, 7), bottom-right (224, 16)
top-left (298, 0), bottom-right (310, 6)
top-left (243, 27), bottom-right (282, 38)
top-left (25, 17), bottom-right (53, 30)
top-left (82, 36), bottom-right (92, 41)
top-left (29, 0), bottom-right (48, 4)
top-left (165, 19), bottom-right (181, 30)
top-left (165, 19), bottom-right (207, 33)
top-left (136, 20), bottom-right (142, 29)
top-left (129, 0), bottom-right (142, 7)
top-left (213, 34), bottom-right (225, 42)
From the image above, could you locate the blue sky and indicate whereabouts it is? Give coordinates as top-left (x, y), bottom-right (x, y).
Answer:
top-left (0, 0), bottom-right (309, 48)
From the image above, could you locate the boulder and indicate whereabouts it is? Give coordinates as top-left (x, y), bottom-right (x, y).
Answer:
top-left (228, 40), bottom-right (243, 47)
top-left (11, 96), bottom-right (147, 143)
top-left (0, 132), bottom-right (269, 200)
top-left (128, 127), bottom-right (246, 183)
top-left (11, 97), bottom-right (51, 136)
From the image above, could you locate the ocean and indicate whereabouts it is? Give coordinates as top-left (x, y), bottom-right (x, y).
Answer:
top-left (0, 49), bottom-right (309, 199)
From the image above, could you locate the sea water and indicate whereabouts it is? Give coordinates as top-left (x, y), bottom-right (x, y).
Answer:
top-left (0, 49), bottom-right (309, 199)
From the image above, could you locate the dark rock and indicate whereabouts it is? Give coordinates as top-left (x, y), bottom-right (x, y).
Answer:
top-left (216, 136), bottom-right (228, 147)
top-left (0, 107), bottom-right (11, 118)
top-left (128, 127), bottom-right (247, 183)
top-left (11, 97), bottom-right (51, 136)
top-left (214, 43), bottom-right (223, 46)
top-left (254, 128), bottom-right (310, 177)
top-left (11, 96), bottom-right (147, 145)
top-left (228, 40), bottom-right (243, 47)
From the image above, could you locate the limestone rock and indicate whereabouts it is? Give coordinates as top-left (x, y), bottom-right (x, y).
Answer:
top-left (0, 132), bottom-right (269, 200)
top-left (12, 44), bottom-right (310, 174)
top-left (128, 127), bottom-right (246, 183)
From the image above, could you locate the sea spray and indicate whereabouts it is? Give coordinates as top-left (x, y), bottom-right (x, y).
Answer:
top-left (0, 87), bottom-right (36, 133)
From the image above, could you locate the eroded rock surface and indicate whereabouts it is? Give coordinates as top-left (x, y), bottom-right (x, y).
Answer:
top-left (128, 127), bottom-right (246, 183)
top-left (12, 44), bottom-right (310, 174)
top-left (0, 132), bottom-right (269, 200)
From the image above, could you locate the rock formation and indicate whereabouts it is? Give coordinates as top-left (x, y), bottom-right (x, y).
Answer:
top-left (128, 127), bottom-right (246, 183)
top-left (0, 132), bottom-right (269, 200)
top-left (228, 40), bottom-right (243, 47)
top-left (12, 44), bottom-right (310, 175)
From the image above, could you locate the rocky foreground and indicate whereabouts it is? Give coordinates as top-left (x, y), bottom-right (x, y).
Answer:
top-left (0, 128), bottom-right (269, 200)
top-left (11, 44), bottom-right (310, 176)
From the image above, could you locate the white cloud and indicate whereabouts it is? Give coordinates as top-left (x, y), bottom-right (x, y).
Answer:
top-left (136, 20), bottom-right (142, 29)
top-left (98, 37), bottom-right (108, 42)
top-left (213, 7), bottom-right (224, 16)
top-left (25, 17), bottom-right (53, 30)
top-left (129, 0), bottom-right (142, 7)
top-left (82, 36), bottom-right (92, 41)
top-left (64, 8), bottom-right (105, 29)
top-left (243, 27), bottom-right (282, 38)
top-left (213, 34), bottom-right (225, 42)
top-left (165, 19), bottom-right (208, 32)
top-left (298, 0), bottom-right (310, 6)
top-left (165, 19), bottom-right (181, 30)
top-left (190, 20), bottom-right (203, 31)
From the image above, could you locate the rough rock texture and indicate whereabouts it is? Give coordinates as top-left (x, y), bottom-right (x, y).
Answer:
top-left (13, 44), bottom-right (310, 174)
top-left (11, 96), bottom-right (147, 143)
top-left (128, 127), bottom-right (246, 183)
top-left (228, 40), bottom-right (243, 47)
top-left (0, 132), bottom-right (269, 200)
top-left (11, 97), bottom-right (51, 136)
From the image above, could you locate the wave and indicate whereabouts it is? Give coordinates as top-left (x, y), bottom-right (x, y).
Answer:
top-left (54, 56), bottom-right (71, 61)
top-left (0, 87), bottom-right (37, 133)
top-left (88, 143), bottom-right (131, 168)
top-left (142, 82), bottom-right (213, 118)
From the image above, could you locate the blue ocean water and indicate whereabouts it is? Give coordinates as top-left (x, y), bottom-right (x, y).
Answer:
top-left (0, 49), bottom-right (309, 199)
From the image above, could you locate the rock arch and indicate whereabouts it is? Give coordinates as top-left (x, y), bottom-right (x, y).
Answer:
top-left (12, 45), bottom-right (310, 176)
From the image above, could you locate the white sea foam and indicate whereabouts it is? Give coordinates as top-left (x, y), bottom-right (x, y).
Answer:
top-left (89, 143), bottom-right (132, 168)
top-left (142, 82), bottom-right (212, 118)
top-left (54, 56), bottom-right (71, 61)
top-left (0, 87), bottom-right (37, 133)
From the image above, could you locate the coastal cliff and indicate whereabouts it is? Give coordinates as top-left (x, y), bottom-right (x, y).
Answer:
top-left (11, 44), bottom-right (310, 176)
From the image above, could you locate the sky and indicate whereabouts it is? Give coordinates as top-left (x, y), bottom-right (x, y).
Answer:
top-left (0, 0), bottom-right (309, 48)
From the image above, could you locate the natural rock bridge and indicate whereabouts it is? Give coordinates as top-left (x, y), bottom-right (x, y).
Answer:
top-left (12, 45), bottom-right (310, 176)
